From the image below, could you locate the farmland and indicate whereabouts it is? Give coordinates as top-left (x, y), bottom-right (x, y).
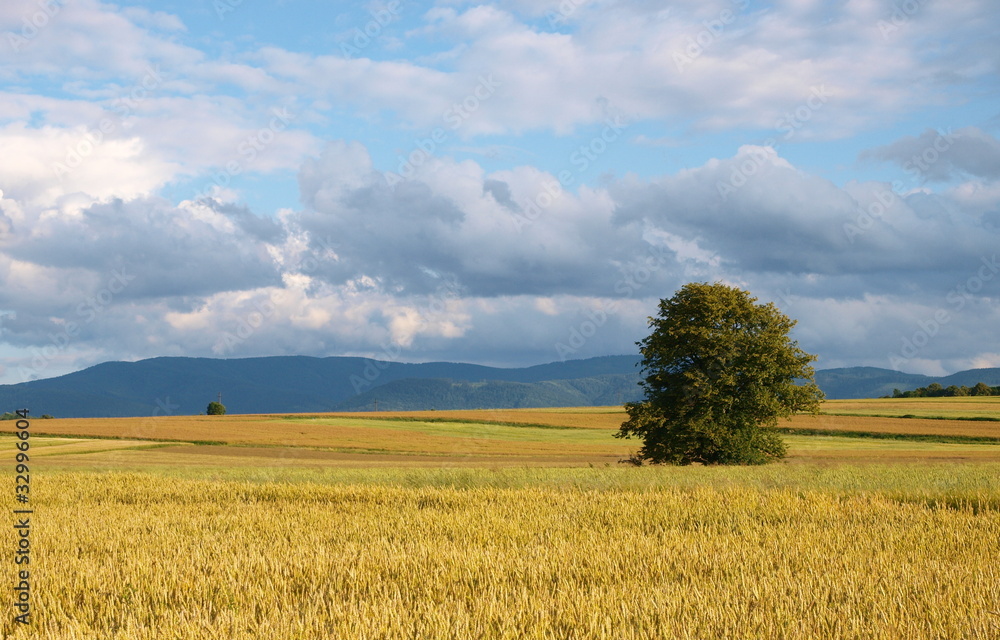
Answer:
top-left (2, 400), bottom-right (999, 639)
top-left (16, 399), bottom-right (1000, 469)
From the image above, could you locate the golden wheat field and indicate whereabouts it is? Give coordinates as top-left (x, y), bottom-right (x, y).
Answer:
top-left (3, 467), bottom-right (1000, 640)
top-left (3, 401), bottom-right (1000, 639)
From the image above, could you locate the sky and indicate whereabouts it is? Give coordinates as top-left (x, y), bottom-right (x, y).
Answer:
top-left (0, 0), bottom-right (998, 385)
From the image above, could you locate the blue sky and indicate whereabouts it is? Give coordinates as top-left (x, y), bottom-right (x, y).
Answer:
top-left (0, 0), bottom-right (998, 385)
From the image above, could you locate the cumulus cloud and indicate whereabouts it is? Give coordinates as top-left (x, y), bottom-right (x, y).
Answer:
top-left (1, 136), bottom-right (999, 382)
top-left (293, 141), bottom-right (680, 297)
top-left (0, 194), bottom-right (285, 357)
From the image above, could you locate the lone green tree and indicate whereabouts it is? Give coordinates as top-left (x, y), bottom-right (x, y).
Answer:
top-left (206, 401), bottom-right (226, 416)
top-left (616, 282), bottom-right (824, 465)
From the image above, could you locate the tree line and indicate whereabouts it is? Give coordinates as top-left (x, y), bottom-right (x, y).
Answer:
top-left (889, 382), bottom-right (999, 398)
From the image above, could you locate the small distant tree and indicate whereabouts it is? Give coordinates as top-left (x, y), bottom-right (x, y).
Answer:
top-left (616, 282), bottom-right (824, 466)
top-left (207, 401), bottom-right (226, 415)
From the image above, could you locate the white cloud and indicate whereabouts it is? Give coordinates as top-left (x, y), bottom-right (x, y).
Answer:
top-left (0, 122), bottom-right (178, 207)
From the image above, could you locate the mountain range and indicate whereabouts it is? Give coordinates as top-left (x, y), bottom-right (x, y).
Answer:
top-left (1, 355), bottom-right (999, 418)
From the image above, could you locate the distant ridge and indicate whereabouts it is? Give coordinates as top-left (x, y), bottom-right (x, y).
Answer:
top-left (0, 355), bottom-right (643, 418)
top-left (335, 374), bottom-right (643, 412)
top-left (1, 356), bottom-right (998, 418)
top-left (813, 367), bottom-right (934, 400)
top-left (815, 367), bottom-right (1000, 399)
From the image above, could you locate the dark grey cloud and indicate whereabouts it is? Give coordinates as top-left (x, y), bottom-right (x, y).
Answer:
top-left (4, 197), bottom-right (282, 301)
top-left (862, 127), bottom-right (1000, 182)
top-left (607, 145), bottom-right (1000, 297)
top-left (482, 179), bottom-right (518, 211)
top-left (207, 199), bottom-right (286, 243)
top-left (293, 142), bottom-right (685, 298)
top-left (288, 142), bottom-right (1000, 311)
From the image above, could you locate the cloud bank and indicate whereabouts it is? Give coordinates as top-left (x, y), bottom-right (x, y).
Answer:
top-left (0, 0), bottom-right (998, 384)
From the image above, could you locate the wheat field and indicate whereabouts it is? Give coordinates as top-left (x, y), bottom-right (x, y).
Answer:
top-left (3, 466), bottom-right (999, 639)
top-left (5, 402), bottom-right (1000, 638)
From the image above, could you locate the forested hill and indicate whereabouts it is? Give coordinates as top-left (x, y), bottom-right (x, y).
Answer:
top-left (814, 366), bottom-right (1000, 400)
top-left (1, 356), bottom-right (998, 417)
top-left (0, 355), bottom-right (643, 417)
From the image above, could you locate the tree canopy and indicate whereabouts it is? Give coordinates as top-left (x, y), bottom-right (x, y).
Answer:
top-left (616, 282), bottom-right (824, 465)
top-left (207, 401), bottom-right (227, 415)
